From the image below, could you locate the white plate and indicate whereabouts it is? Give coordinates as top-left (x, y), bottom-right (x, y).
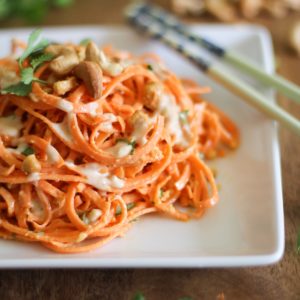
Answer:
top-left (0, 25), bottom-right (284, 268)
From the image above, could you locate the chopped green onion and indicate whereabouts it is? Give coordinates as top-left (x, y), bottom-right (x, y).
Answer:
top-left (116, 138), bottom-right (136, 154)
top-left (126, 203), bottom-right (135, 210)
top-left (115, 203), bottom-right (136, 216)
top-left (147, 64), bottom-right (153, 71)
top-left (115, 205), bottom-right (122, 216)
top-left (179, 110), bottom-right (189, 124)
top-left (159, 189), bottom-right (164, 198)
top-left (22, 147), bottom-right (35, 156)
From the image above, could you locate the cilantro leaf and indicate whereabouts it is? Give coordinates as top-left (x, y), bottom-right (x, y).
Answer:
top-left (22, 147), bottom-right (35, 156)
top-left (18, 29), bottom-right (49, 67)
top-left (1, 82), bottom-right (32, 96)
top-left (79, 38), bottom-right (91, 46)
top-left (30, 53), bottom-right (54, 70)
top-left (21, 67), bottom-right (34, 85)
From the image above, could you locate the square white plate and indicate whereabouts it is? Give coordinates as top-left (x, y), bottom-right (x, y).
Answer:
top-left (0, 25), bottom-right (284, 268)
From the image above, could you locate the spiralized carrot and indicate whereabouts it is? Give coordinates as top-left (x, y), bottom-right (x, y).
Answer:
top-left (0, 36), bottom-right (239, 253)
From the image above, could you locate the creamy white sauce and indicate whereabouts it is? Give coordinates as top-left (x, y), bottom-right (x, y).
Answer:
top-left (65, 162), bottom-right (124, 191)
top-left (27, 172), bottom-right (40, 182)
top-left (0, 115), bottom-right (23, 137)
top-left (157, 93), bottom-right (189, 147)
top-left (56, 99), bottom-right (73, 112)
top-left (51, 114), bottom-right (73, 144)
top-left (106, 141), bottom-right (132, 158)
top-left (99, 51), bottom-right (123, 76)
top-left (132, 120), bottom-right (150, 145)
top-left (99, 113), bottom-right (117, 133)
top-left (102, 113), bottom-right (117, 122)
top-left (83, 208), bottom-right (102, 224)
top-left (30, 199), bottom-right (45, 219)
top-left (8, 142), bottom-right (28, 154)
top-left (83, 101), bottom-right (99, 117)
top-left (46, 144), bottom-right (60, 163)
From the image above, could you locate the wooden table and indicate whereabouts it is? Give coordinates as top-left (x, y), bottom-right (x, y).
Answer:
top-left (0, 1), bottom-right (299, 299)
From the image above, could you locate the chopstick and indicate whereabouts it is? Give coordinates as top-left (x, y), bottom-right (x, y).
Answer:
top-left (125, 3), bottom-right (300, 136)
top-left (127, 2), bottom-right (300, 105)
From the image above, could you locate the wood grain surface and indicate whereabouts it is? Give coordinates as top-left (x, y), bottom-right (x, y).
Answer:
top-left (0, 1), bottom-right (299, 299)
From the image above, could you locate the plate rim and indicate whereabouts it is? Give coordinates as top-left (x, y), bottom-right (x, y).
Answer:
top-left (0, 24), bottom-right (284, 268)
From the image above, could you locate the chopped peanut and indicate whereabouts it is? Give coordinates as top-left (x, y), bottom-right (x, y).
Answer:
top-left (143, 82), bottom-right (163, 111)
top-left (130, 110), bottom-right (149, 128)
top-left (22, 154), bottom-right (41, 174)
top-left (53, 77), bottom-right (78, 95)
top-left (85, 41), bottom-right (100, 64)
top-left (49, 48), bottom-right (79, 75)
top-left (74, 61), bottom-right (103, 98)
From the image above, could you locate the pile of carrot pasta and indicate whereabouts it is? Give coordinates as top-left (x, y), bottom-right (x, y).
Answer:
top-left (0, 32), bottom-right (239, 253)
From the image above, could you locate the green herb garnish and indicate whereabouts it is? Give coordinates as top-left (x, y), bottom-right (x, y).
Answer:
top-left (132, 292), bottom-right (145, 300)
top-left (146, 64), bottom-right (153, 71)
top-left (115, 205), bottom-right (122, 216)
top-left (178, 297), bottom-right (193, 300)
top-left (18, 29), bottom-right (49, 67)
top-left (179, 110), bottom-right (189, 124)
top-left (159, 189), bottom-right (164, 198)
top-left (79, 38), bottom-right (92, 46)
top-left (22, 147), bottom-right (35, 156)
top-left (116, 138), bottom-right (136, 154)
top-left (1, 29), bottom-right (54, 97)
top-left (30, 52), bottom-right (55, 70)
top-left (1, 82), bottom-right (32, 96)
top-left (115, 203), bottom-right (136, 216)
top-left (126, 203), bottom-right (135, 210)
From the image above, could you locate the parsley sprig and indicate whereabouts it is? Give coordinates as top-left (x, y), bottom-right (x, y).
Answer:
top-left (1, 29), bottom-right (54, 96)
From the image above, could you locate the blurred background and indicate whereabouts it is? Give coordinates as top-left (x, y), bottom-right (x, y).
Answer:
top-left (0, 0), bottom-right (300, 58)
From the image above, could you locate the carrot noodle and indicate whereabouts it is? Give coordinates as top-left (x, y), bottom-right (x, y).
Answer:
top-left (0, 37), bottom-right (239, 253)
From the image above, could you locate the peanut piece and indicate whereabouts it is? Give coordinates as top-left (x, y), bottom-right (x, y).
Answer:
top-left (53, 76), bottom-right (78, 95)
top-left (22, 154), bottom-right (41, 174)
top-left (74, 61), bottom-right (103, 98)
top-left (49, 48), bottom-right (79, 75)
top-left (143, 82), bottom-right (163, 111)
top-left (85, 41), bottom-right (100, 64)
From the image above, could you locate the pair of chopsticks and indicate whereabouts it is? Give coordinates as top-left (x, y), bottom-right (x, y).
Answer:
top-left (124, 2), bottom-right (300, 136)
